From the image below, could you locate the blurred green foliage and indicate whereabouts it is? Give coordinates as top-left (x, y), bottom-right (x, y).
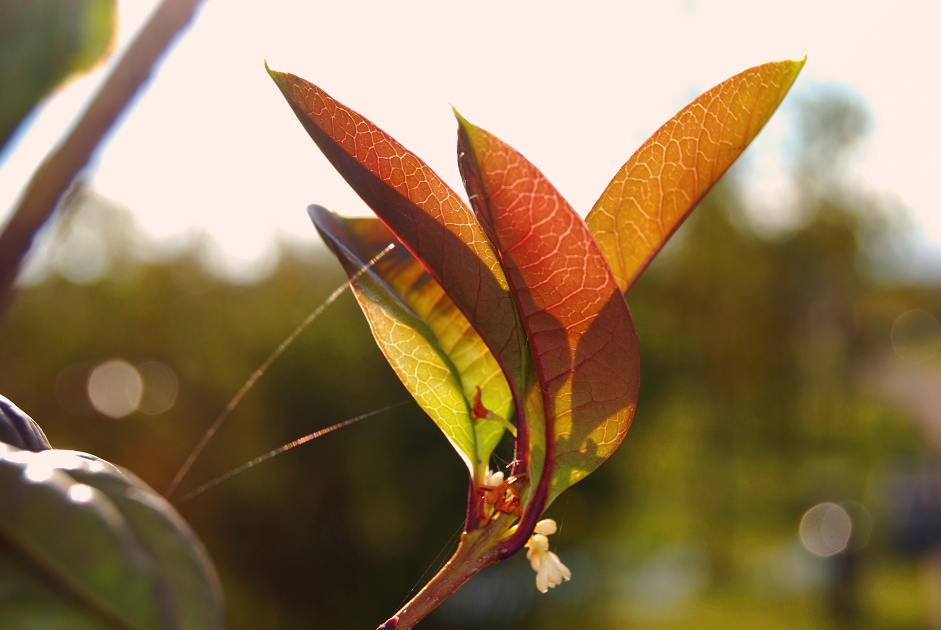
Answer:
top-left (0, 0), bottom-right (116, 153)
top-left (1, 94), bottom-right (938, 628)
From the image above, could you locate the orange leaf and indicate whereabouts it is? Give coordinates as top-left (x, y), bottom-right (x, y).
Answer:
top-left (586, 58), bottom-right (805, 293)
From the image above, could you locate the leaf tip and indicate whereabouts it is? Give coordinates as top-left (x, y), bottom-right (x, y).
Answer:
top-left (788, 53), bottom-right (808, 72)
top-left (777, 55), bottom-right (808, 97)
top-left (264, 60), bottom-right (287, 87)
top-left (453, 108), bottom-right (486, 155)
top-left (775, 54), bottom-right (807, 82)
top-left (451, 106), bottom-right (474, 135)
top-left (307, 204), bottom-right (328, 222)
top-left (796, 54), bottom-right (808, 76)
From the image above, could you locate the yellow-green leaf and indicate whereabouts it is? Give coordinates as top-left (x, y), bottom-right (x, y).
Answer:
top-left (310, 207), bottom-right (512, 477)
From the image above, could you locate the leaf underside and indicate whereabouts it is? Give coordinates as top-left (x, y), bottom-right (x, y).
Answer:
top-left (310, 207), bottom-right (511, 476)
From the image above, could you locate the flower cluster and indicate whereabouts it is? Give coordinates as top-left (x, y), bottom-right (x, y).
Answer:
top-left (525, 519), bottom-right (571, 593)
top-left (480, 469), bottom-right (505, 521)
top-left (484, 468), bottom-right (504, 490)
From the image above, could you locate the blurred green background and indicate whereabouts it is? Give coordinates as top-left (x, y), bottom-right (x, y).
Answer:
top-left (2, 81), bottom-right (940, 629)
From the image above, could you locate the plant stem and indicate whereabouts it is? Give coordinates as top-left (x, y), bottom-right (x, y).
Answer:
top-left (379, 517), bottom-right (516, 629)
top-left (0, 0), bottom-right (205, 312)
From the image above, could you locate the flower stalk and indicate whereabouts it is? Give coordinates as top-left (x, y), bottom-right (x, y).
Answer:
top-left (379, 514), bottom-right (517, 629)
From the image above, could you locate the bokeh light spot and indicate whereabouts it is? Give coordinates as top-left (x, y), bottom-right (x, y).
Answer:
top-left (891, 309), bottom-right (940, 363)
top-left (137, 361), bottom-right (179, 415)
top-left (799, 502), bottom-right (852, 557)
top-left (50, 222), bottom-right (110, 284)
top-left (87, 359), bottom-right (143, 418)
top-left (841, 501), bottom-right (872, 552)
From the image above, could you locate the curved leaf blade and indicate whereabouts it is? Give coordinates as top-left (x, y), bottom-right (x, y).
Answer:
top-left (268, 66), bottom-right (526, 398)
top-left (0, 446), bottom-right (170, 629)
top-left (311, 206), bottom-right (513, 476)
top-left (0, 445), bottom-right (224, 630)
top-left (585, 58), bottom-right (805, 293)
top-left (0, 395), bottom-right (51, 452)
top-left (55, 451), bottom-right (225, 630)
top-left (456, 114), bottom-right (641, 506)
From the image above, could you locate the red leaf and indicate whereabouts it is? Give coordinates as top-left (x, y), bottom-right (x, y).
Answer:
top-left (267, 65), bottom-right (527, 399)
top-left (456, 113), bottom-right (640, 513)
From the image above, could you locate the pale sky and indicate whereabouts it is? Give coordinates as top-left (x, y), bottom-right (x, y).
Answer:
top-left (1, 0), bottom-right (939, 280)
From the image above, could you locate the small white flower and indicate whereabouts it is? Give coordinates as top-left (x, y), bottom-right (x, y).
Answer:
top-left (524, 519), bottom-right (571, 593)
top-left (479, 469), bottom-right (506, 522)
top-left (533, 519), bottom-right (557, 536)
top-left (484, 469), bottom-right (504, 487)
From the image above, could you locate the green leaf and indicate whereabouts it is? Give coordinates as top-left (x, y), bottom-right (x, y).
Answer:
top-left (267, 65), bottom-right (528, 405)
top-left (0, 445), bottom-right (224, 629)
top-left (586, 58), bottom-right (805, 293)
top-left (456, 113), bottom-right (641, 505)
top-left (310, 207), bottom-right (512, 477)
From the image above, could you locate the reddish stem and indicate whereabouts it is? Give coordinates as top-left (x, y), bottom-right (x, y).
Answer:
top-left (379, 515), bottom-right (515, 629)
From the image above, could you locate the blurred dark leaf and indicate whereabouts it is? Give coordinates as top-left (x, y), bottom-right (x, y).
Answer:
top-left (0, 0), bottom-right (116, 153)
top-left (0, 445), bottom-right (224, 629)
top-left (0, 394), bottom-right (51, 451)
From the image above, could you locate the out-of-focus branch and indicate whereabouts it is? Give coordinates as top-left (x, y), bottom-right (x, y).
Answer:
top-left (0, 0), bottom-right (206, 312)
